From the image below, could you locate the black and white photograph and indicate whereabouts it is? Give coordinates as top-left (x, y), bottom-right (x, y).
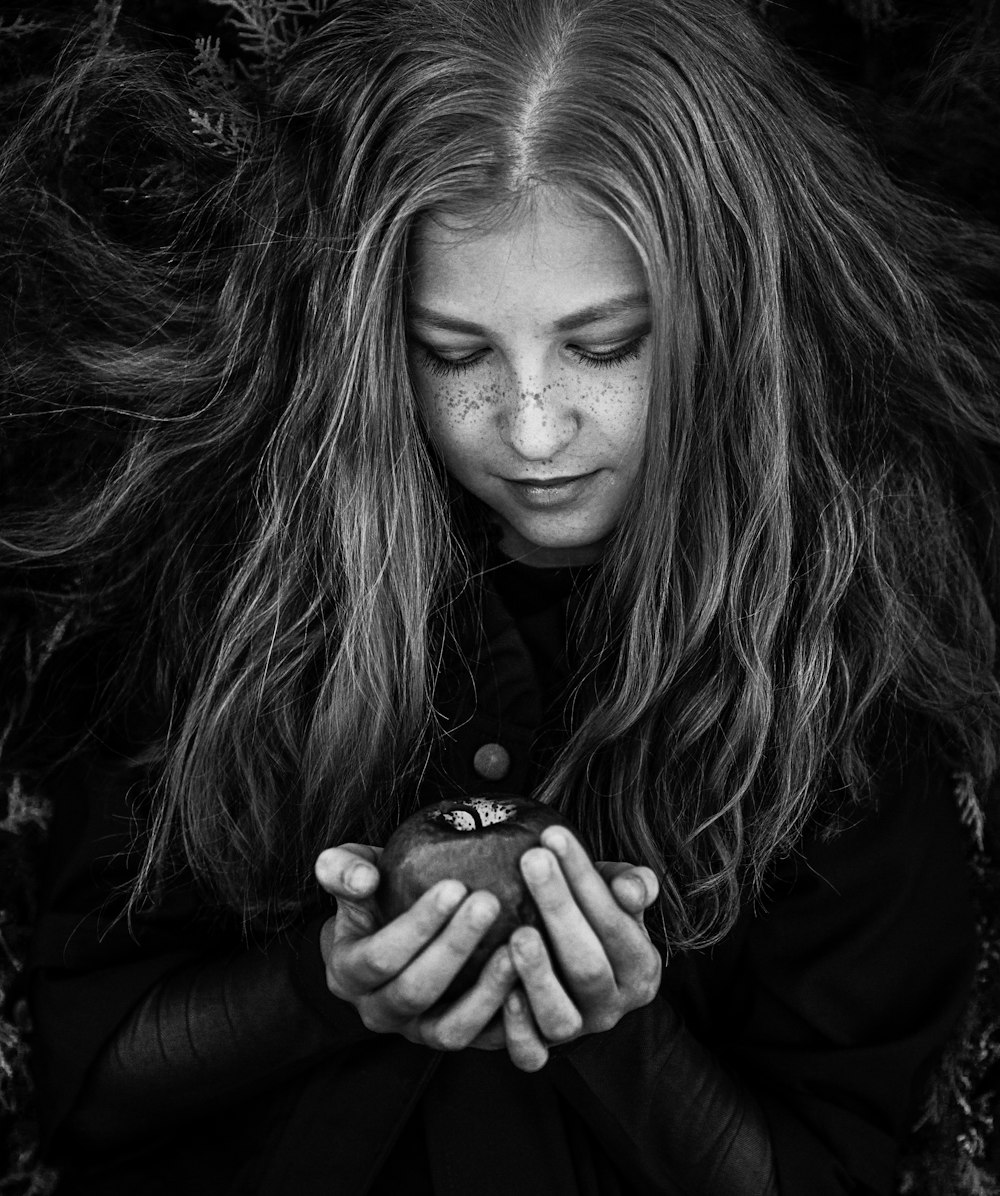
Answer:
top-left (2, 1), bottom-right (1000, 1193)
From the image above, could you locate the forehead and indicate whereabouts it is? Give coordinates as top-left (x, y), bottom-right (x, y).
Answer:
top-left (407, 194), bottom-right (646, 319)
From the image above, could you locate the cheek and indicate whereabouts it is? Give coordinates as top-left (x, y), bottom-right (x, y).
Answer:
top-left (584, 373), bottom-right (649, 449)
top-left (418, 373), bottom-right (498, 428)
top-left (416, 376), bottom-right (497, 462)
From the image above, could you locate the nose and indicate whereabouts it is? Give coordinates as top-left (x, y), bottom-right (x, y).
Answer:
top-left (500, 378), bottom-right (578, 462)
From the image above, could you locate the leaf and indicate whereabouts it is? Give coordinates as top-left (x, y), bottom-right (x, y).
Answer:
top-left (956, 771), bottom-right (987, 852)
top-left (188, 106), bottom-right (248, 157)
top-left (834, 0), bottom-right (899, 30)
top-left (0, 16), bottom-right (48, 40)
top-left (205, 0), bottom-right (333, 81)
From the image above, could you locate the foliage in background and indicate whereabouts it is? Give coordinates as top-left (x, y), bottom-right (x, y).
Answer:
top-left (1, 1), bottom-right (999, 1192)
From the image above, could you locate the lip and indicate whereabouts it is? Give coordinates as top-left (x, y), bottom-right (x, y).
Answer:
top-left (513, 473), bottom-right (588, 486)
top-left (501, 470), bottom-right (598, 509)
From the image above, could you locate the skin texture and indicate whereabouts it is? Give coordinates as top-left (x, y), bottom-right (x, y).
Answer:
top-left (407, 192), bottom-right (652, 567)
top-left (315, 831), bottom-right (661, 1071)
top-left (315, 193), bottom-right (662, 1069)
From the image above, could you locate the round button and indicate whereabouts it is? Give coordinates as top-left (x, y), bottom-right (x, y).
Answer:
top-left (472, 742), bottom-right (511, 782)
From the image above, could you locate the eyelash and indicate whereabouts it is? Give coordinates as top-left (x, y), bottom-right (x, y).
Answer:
top-left (413, 334), bottom-right (648, 378)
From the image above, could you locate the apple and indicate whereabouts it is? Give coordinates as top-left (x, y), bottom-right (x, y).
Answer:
top-left (377, 794), bottom-right (584, 999)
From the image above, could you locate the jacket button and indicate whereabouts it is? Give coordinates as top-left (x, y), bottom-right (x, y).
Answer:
top-left (472, 743), bottom-right (511, 782)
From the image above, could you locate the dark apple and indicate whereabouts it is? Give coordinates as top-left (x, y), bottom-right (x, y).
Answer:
top-left (377, 794), bottom-right (584, 999)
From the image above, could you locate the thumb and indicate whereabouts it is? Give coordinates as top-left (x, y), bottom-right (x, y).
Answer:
top-left (315, 843), bottom-right (382, 900)
top-left (597, 862), bottom-right (659, 914)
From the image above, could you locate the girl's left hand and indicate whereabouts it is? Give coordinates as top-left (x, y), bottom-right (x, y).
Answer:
top-left (503, 827), bottom-right (663, 1072)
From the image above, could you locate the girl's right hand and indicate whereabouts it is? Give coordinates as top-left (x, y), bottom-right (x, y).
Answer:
top-left (314, 843), bottom-right (517, 1052)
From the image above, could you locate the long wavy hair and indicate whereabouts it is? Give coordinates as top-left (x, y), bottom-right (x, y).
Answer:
top-left (3, 0), bottom-right (1000, 947)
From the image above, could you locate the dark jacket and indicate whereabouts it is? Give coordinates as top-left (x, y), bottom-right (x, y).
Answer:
top-left (28, 562), bottom-right (977, 1195)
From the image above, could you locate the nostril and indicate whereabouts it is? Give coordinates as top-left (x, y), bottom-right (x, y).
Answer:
top-left (502, 388), bottom-right (577, 459)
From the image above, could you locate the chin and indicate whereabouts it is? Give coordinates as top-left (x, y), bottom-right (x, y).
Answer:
top-left (500, 524), bottom-right (609, 564)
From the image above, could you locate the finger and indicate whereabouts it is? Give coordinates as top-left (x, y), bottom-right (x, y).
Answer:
top-left (378, 891), bottom-right (501, 1016)
top-left (519, 847), bottom-right (615, 1001)
top-left (466, 1016), bottom-right (508, 1051)
top-left (315, 844), bottom-right (383, 900)
top-left (596, 863), bottom-right (660, 916)
top-left (331, 894), bottom-right (380, 942)
top-left (509, 927), bottom-right (584, 1043)
top-left (504, 988), bottom-right (549, 1072)
top-left (540, 828), bottom-right (653, 973)
top-left (336, 879), bottom-right (468, 991)
top-left (418, 945), bottom-right (516, 1051)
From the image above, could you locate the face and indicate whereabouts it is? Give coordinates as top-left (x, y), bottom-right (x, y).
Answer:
top-left (407, 196), bottom-right (651, 566)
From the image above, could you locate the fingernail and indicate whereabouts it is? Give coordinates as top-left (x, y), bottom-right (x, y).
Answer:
top-left (512, 931), bottom-right (540, 961)
top-left (621, 877), bottom-right (645, 904)
top-left (543, 829), bottom-right (568, 855)
top-left (469, 895), bottom-right (499, 929)
top-left (494, 949), bottom-right (514, 979)
top-left (435, 880), bottom-right (466, 912)
top-left (346, 864), bottom-right (375, 894)
top-left (522, 850), bottom-right (551, 882)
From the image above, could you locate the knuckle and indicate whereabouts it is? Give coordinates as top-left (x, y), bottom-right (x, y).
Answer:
top-left (549, 1011), bottom-right (584, 1042)
top-left (433, 1023), bottom-right (472, 1052)
top-left (326, 970), bottom-right (354, 1003)
top-left (411, 891), bottom-right (451, 930)
top-left (358, 1004), bottom-right (386, 1034)
top-left (571, 962), bottom-right (610, 991)
top-left (636, 985), bottom-right (659, 1009)
top-left (417, 1024), bottom-right (445, 1050)
top-left (439, 931), bottom-right (474, 962)
top-left (637, 962), bottom-right (663, 1002)
top-left (588, 1008), bottom-right (621, 1035)
top-left (484, 946), bottom-right (515, 983)
top-left (440, 933), bottom-right (483, 972)
top-left (397, 1024), bottom-right (426, 1049)
top-left (364, 948), bottom-right (397, 981)
top-left (324, 962), bottom-right (342, 993)
top-left (389, 979), bottom-right (431, 1017)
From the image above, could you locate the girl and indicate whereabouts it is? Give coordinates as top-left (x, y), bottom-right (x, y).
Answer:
top-left (5, 0), bottom-right (1000, 1192)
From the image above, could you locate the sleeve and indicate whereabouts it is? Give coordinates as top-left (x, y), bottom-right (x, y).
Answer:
top-left (548, 1000), bottom-right (778, 1196)
top-left (547, 743), bottom-right (977, 1196)
top-left (27, 751), bottom-right (376, 1154)
top-left (736, 748), bottom-right (978, 1194)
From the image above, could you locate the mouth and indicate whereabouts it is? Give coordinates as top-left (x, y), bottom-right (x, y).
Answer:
top-left (500, 470), bottom-right (598, 509)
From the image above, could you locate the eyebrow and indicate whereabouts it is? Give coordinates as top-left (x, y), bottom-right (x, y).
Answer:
top-left (408, 291), bottom-right (650, 335)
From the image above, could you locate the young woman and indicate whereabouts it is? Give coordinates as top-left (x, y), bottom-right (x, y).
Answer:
top-left (4, 0), bottom-right (1000, 1192)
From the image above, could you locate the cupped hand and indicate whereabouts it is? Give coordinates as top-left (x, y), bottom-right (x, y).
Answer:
top-left (314, 843), bottom-right (517, 1053)
top-left (502, 828), bottom-right (663, 1072)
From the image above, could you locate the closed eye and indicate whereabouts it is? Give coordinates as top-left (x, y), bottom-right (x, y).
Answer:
top-left (411, 333), bottom-right (648, 378)
top-left (412, 343), bottom-right (486, 377)
top-left (569, 334), bottom-right (648, 369)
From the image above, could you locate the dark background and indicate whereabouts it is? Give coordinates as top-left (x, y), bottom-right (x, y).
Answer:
top-left (2, 0), bottom-right (999, 222)
top-left (108, 0), bottom-right (1000, 225)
